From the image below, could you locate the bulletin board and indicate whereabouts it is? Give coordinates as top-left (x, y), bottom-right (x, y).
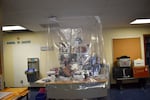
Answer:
top-left (113, 38), bottom-right (141, 65)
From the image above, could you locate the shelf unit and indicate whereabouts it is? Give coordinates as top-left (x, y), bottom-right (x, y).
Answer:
top-left (144, 35), bottom-right (150, 69)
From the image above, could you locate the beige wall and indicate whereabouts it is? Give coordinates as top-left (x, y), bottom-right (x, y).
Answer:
top-left (3, 32), bottom-right (61, 87)
top-left (0, 0), bottom-right (2, 72)
top-left (103, 27), bottom-right (150, 83)
top-left (2, 27), bottom-right (150, 87)
top-left (0, 0), bottom-right (4, 89)
top-left (3, 32), bottom-right (46, 87)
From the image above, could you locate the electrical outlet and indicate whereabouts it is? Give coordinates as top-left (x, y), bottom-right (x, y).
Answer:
top-left (20, 80), bottom-right (23, 84)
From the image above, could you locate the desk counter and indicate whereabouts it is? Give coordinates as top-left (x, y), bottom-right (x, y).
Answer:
top-left (0, 88), bottom-right (28, 100)
top-left (36, 78), bottom-right (108, 99)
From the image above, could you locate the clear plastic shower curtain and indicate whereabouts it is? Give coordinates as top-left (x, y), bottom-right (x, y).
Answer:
top-left (44, 16), bottom-right (109, 99)
top-left (46, 16), bottom-right (109, 84)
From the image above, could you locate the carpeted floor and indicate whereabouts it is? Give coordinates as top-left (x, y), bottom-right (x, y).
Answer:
top-left (109, 87), bottom-right (150, 100)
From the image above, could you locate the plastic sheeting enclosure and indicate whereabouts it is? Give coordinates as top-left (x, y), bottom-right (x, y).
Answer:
top-left (45, 16), bottom-right (109, 99)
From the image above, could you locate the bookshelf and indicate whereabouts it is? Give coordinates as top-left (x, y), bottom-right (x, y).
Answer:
top-left (144, 35), bottom-right (150, 69)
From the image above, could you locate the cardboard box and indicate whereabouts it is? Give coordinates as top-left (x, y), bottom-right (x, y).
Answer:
top-left (134, 59), bottom-right (145, 67)
top-left (133, 66), bottom-right (150, 78)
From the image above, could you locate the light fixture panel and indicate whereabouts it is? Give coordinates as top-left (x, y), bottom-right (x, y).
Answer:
top-left (130, 19), bottom-right (150, 24)
top-left (2, 25), bottom-right (26, 31)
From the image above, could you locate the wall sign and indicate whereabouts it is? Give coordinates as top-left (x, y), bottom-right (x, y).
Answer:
top-left (6, 40), bottom-right (31, 45)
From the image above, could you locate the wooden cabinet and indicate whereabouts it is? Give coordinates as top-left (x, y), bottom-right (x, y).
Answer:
top-left (133, 66), bottom-right (150, 78)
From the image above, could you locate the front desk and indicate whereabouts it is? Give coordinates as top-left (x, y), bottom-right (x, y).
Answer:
top-left (36, 78), bottom-right (108, 99)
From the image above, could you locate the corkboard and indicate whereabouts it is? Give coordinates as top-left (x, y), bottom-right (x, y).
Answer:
top-left (113, 38), bottom-right (141, 66)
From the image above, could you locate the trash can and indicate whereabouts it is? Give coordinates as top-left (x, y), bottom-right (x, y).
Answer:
top-left (35, 93), bottom-right (46, 100)
top-left (39, 88), bottom-right (46, 93)
top-left (25, 68), bottom-right (39, 82)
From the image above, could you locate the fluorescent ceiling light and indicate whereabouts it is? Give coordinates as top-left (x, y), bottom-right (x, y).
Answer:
top-left (2, 25), bottom-right (26, 31)
top-left (91, 36), bottom-right (96, 40)
top-left (130, 19), bottom-right (150, 24)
